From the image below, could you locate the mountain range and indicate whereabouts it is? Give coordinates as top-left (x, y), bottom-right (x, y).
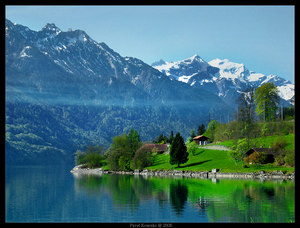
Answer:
top-left (152, 55), bottom-right (294, 106)
top-left (5, 19), bottom-right (231, 165)
top-left (5, 19), bottom-right (294, 165)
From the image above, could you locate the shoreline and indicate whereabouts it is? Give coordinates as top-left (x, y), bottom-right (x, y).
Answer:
top-left (70, 165), bottom-right (295, 180)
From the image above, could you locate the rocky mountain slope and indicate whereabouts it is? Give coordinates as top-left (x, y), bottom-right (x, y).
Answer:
top-left (5, 19), bottom-right (230, 165)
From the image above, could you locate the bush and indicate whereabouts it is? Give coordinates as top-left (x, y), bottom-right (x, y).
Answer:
top-left (271, 137), bottom-right (288, 166)
top-left (274, 150), bottom-right (286, 166)
top-left (204, 120), bottom-right (219, 142)
top-left (75, 146), bottom-right (105, 168)
top-left (84, 152), bottom-right (105, 168)
top-left (186, 141), bottom-right (198, 156)
top-left (131, 145), bottom-right (153, 170)
top-left (284, 150), bottom-right (295, 167)
top-left (271, 137), bottom-right (287, 152)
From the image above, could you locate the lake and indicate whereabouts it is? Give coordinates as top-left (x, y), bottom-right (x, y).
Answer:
top-left (5, 165), bottom-right (295, 223)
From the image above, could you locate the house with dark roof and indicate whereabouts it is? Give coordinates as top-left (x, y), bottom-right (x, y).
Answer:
top-left (143, 144), bottom-right (169, 154)
top-left (193, 135), bottom-right (210, 145)
top-left (246, 148), bottom-right (275, 164)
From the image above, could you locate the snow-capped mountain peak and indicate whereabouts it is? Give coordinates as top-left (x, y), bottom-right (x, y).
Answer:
top-left (153, 55), bottom-right (294, 106)
top-left (208, 58), bottom-right (249, 81)
top-left (153, 54), bottom-right (212, 80)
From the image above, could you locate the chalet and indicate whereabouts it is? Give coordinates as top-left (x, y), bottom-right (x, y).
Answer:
top-left (143, 144), bottom-right (169, 154)
top-left (193, 135), bottom-right (210, 145)
top-left (246, 148), bottom-right (275, 164)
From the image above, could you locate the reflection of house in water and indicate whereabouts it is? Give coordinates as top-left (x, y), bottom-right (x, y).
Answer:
top-left (193, 135), bottom-right (210, 145)
top-left (193, 196), bottom-right (210, 217)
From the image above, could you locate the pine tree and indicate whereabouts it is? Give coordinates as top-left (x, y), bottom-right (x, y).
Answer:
top-left (197, 124), bottom-right (206, 135)
top-left (168, 130), bottom-right (174, 144)
top-left (189, 130), bottom-right (196, 142)
top-left (169, 133), bottom-right (189, 168)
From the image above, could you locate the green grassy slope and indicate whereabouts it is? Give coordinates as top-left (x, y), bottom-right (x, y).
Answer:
top-left (146, 134), bottom-right (295, 173)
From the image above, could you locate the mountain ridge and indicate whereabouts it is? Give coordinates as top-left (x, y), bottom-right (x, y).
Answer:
top-left (152, 55), bottom-right (294, 106)
top-left (5, 19), bottom-right (231, 165)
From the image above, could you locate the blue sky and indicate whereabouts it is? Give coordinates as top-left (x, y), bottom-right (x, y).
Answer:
top-left (6, 5), bottom-right (294, 82)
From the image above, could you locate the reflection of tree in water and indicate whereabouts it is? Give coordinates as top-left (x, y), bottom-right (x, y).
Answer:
top-left (75, 174), bottom-right (106, 196)
top-left (169, 180), bottom-right (188, 216)
top-left (206, 181), bottom-right (295, 222)
top-left (105, 175), bottom-right (140, 212)
top-left (74, 174), bottom-right (294, 222)
top-left (131, 176), bottom-right (154, 201)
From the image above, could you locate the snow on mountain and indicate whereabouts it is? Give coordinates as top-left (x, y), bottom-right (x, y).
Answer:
top-left (208, 58), bottom-right (249, 82)
top-left (152, 55), bottom-right (219, 86)
top-left (153, 55), bottom-right (294, 105)
top-left (6, 18), bottom-right (229, 109)
top-left (277, 84), bottom-right (294, 101)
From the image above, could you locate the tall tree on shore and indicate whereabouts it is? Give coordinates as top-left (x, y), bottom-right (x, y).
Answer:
top-left (128, 129), bottom-right (141, 157)
top-left (168, 130), bottom-right (174, 144)
top-left (169, 133), bottom-right (188, 168)
top-left (237, 87), bottom-right (256, 124)
top-left (189, 130), bottom-right (196, 142)
top-left (254, 82), bottom-right (279, 121)
top-left (197, 124), bottom-right (206, 135)
top-left (237, 87), bottom-right (256, 142)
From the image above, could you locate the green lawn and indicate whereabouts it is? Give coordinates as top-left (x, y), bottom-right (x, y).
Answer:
top-left (214, 134), bottom-right (295, 151)
top-left (146, 134), bottom-right (295, 173)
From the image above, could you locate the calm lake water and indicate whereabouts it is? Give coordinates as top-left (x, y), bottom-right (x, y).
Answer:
top-left (5, 165), bottom-right (295, 223)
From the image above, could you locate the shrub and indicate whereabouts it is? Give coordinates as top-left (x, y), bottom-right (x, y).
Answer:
top-left (271, 137), bottom-right (288, 166)
top-left (284, 150), bottom-right (295, 167)
top-left (75, 150), bottom-right (86, 165)
top-left (186, 141), bottom-right (198, 156)
top-left (271, 138), bottom-right (287, 150)
top-left (131, 145), bottom-right (153, 170)
top-left (75, 146), bottom-right (106, 168)
top-left (84, 152), bottom-right (105, 168)
top-left (274, 150), bottom-right (286, 166)
top-left (261, 123), bottom-right (270, 137)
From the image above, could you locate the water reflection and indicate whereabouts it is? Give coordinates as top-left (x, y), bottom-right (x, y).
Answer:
top-left (73, 174), bottom-right (295, 222)
top-left (169, 180), bottom-right (188, 215)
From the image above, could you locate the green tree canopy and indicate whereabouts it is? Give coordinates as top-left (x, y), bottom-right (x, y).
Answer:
top-left (254, 82), bottom-right (279, 121)
top-left (203, 120), bottom-right (219, 142)
top-left (128, 129), bottom-right (142, 156)
top-left (107, 133), bottom-right (131, 171)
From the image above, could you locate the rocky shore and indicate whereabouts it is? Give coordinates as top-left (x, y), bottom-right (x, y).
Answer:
top-left (70, 165), bottom-right (295, 180)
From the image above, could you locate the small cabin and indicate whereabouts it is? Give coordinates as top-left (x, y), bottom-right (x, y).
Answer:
top-left (246, 148), bottom-right (275, 164)
top-left (193, 135), bottom-right (210, 145)
top-left (143, 144), bottom-right (169, 154)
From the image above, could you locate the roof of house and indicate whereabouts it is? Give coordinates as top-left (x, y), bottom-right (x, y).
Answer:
top-left (143, 144), bottom-right (168, 152)
top-left (246, 148), bottom-right (275, 156)
top-left (193, 135), bottom-right (209, 140)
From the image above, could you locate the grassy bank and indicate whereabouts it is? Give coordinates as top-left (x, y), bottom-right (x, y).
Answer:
top-left (145, 134), bottom-right (295, 173)
top-left (214, 134), bottom-right (295, 151)
top-left (146, 149), bottom-right (294, 173)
